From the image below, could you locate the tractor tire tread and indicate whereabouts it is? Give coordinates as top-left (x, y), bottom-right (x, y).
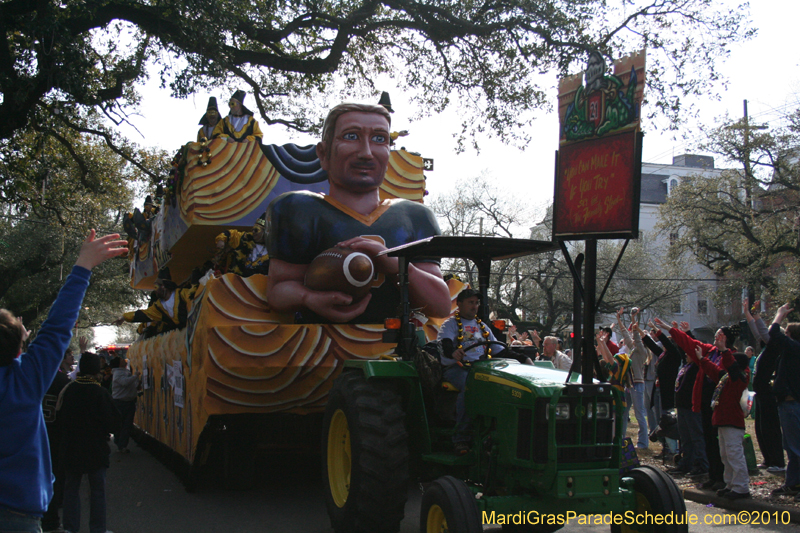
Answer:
top-left (325, 371), bottom-right (409, 533)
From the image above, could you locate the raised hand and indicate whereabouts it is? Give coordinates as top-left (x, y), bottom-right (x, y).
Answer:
top-left (680, 321), bottom-right (690, 332)
top-left (653, 317), bottom-right (669, 330)
top-left (695, 345), bottom-right (704, 360)
top-left (773, 303), bottom-right (795, 325)
top-left (18, 317), bottom-right (31, 341)
top-left (75, 230), bottom-right (128, 271)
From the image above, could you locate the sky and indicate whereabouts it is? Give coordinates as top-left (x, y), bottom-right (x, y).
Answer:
top-left (98, 0), bottom-right (799, 346)
top-left (116, 1), bottom-right (799, 207)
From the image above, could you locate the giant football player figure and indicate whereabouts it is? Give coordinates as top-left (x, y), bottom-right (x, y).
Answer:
top-left (266, 103), bottom-right (451, 323)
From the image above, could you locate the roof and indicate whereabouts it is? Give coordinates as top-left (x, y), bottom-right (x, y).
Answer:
top-left (640, 173), bottom-right (669, 204)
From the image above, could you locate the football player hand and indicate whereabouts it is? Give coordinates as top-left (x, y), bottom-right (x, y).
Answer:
top-left (337, 237), bottom-right (396, 274)
top-left (303, 290), bottom-right (373, 323)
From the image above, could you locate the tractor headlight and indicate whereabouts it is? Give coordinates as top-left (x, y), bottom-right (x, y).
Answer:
top-left (547, 403), bottom-right (571, 420)
top-left (592, 402), bottom-right (612, 419)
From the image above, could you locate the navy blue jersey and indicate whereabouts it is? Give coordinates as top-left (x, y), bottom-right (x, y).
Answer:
top-left (267, 191), bottom-right (441, 323)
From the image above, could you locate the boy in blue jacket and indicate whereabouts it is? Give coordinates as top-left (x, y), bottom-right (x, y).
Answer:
top-left (0, 231), bottom-right (127, 533)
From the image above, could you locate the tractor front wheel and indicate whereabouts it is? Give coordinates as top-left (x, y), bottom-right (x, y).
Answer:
top-left (613, 465), bottom-right (688, 533)
top-left (420, 476), bottom-right (482, 533)
top-left (322, 371), bottom-right (409, 533)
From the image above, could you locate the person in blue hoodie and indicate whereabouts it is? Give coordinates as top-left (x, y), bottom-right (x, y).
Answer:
top-left (0, 231), bottom-right (127, 533)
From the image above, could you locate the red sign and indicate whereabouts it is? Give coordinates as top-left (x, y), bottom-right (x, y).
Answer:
top-left (553, 131), bottom-right (640, 238)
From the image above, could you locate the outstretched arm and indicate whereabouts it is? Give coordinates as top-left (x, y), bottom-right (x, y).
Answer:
top-left (596, 332), bottom-right (614, 365)
top-left (21, 231), bottom-right (127, 396)
top-left (616, 308), bottom-right (634, 350)
top-left (744, 297), bottom-right (770, 343)
top-left (641, 328), bottom-right (663, 358)
top-left (771, 303), bottom-right (794, 327)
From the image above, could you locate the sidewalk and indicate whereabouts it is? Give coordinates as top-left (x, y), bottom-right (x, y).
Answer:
top-left (634, 444), bottom-right (800, 524)
top-left (683, 487), bottom-right (800, 524)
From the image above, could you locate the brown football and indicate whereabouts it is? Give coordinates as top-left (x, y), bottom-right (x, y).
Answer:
top-left (304, 247), bottom-right (375, 302)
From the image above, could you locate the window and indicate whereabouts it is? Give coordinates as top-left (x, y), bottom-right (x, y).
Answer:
top-left (669, 232), bottom-right (679, 246)
top-left (671, 298), bottom-right (682, 315)
top-left (667, 177), bottom-right (680, 195)
top-left (697, 287), bottom-right (708, 316)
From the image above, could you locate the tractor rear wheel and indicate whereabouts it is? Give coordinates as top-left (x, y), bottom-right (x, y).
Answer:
top-left (420, 476), bottom-right (482, 533)
top-left (612, 465), bottom-right (688, 533)
top-left (322, 371), bottom-right (409, 533)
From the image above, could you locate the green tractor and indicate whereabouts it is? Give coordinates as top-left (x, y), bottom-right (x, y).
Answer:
top-left (322, 236), bottom-right (686, 533)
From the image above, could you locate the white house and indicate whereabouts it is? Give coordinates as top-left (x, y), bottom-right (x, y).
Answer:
top-left (637, 154), bottom-right (727, 342)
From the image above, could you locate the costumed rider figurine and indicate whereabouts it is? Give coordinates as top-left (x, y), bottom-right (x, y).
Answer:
top-left (265, 102), bottom-right (451, 324)
top-left (437, 289), bottom-right (532, 454)
top-left (212, 90), bottom-right (263, 143)
top-left (197, 97), bottom-right (221, 142)
top-left (214, 212), bottom-right (270, 277)
top-left (113, 268), bottom-right (197, 337)
top-left (377, 91), bottom-right (408, 146)
top-left (122, 195), bottom-right (157, 262)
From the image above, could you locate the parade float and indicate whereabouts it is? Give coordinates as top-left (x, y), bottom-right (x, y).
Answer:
top-left (125, 130), bottom-right (461, 483)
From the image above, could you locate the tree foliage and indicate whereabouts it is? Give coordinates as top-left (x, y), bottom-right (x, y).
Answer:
top-left (2, 0), bottom-right (754, 155)
top-left (659, 108), bottom-right (800, 305)
top-left (0, 107), bottom-right (158, 333)
top-left (430, 176), bottom-right (686, 336)
top-left (0, 221), bottom-right (139, 333)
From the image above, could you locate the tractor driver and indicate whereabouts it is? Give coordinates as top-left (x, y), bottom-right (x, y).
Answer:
top-left (438, 289), bottom-right (505, 454)
top-left (265, 102), bottom-right (451, 324)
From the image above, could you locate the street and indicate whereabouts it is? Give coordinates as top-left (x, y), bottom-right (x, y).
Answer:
top-left (68, 440), bottom-right (799, 533)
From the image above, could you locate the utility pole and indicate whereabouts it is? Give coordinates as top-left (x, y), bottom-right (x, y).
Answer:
top-left (743, 99), bottom-right (754, 200)
top-left (742, 99), bottom-right (767, 305)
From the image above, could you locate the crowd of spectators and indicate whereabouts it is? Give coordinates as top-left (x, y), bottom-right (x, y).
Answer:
top-left (591, 300), bottom-right (799, 502)
top-left (2, 230), bottom-right (798, 533)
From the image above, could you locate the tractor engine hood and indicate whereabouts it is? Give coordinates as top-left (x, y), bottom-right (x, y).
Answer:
top-left (464, 358), bottom-right (618, 423)
top-left (467, 358), bottom-right (584, 400)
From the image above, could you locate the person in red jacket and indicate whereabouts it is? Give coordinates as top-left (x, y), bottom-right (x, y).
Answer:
top-left (655, 318), bottom-right (738, 490)
top-left (689, 344), bottom-right (750, 499)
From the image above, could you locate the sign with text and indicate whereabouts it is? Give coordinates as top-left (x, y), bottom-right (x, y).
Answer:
top-left (553, 130), bottom-right (641, 239)
top-left (553, 49), bottom-right (645, 240)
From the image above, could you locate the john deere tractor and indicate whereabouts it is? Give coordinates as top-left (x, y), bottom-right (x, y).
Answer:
top-left (322, 236), bottom-right (686, 533)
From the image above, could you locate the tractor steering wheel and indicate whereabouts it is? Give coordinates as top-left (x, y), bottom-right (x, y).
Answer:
top-left (457, 339), bottom-right (509, 368)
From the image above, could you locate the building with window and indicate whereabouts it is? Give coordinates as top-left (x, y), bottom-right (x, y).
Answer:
top-left (638, 154), bottom-right (727, 342)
